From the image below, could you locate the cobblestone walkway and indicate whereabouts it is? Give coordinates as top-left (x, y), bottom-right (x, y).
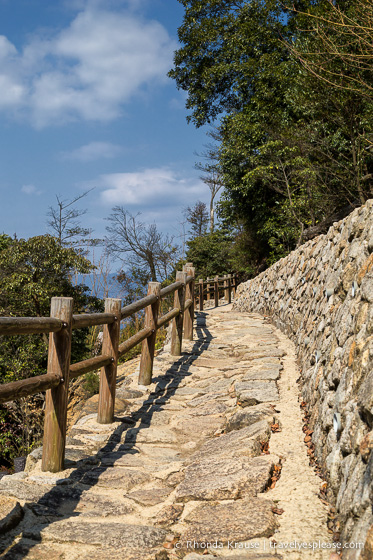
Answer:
top-left (0, 305), bottom-right (331, 559)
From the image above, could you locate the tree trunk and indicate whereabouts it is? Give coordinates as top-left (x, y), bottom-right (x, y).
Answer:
top-left (210, 197), bottom-right (214, 232)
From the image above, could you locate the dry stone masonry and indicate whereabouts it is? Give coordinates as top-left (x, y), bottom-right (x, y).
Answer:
top-left (0, 304), bottom-right (332, 559)
top-left (234, 200), bottom-right (373, 558)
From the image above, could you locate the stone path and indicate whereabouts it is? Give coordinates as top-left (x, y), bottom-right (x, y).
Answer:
top-left (0, 305), bottom-right (332, 559)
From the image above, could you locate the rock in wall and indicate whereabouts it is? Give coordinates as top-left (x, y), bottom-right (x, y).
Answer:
top-left (234, 200), bottom-right (373, 557)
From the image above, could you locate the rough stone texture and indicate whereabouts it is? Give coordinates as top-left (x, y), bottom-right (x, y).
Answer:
top-left (175, 454), bottom-right (277, 502)
top-left (185, 420), bottom-right (271, 463)
top-left (235, 380), bottom-right (280, 406)
top-left (34, 499), bottom-right (130, 520)
top-left (24, 520), bottom-right (167, 549)
top-left (0, 542), bottom-right (157, 560)
top-left (0, 496), bottom-right (23, 534)
top-left (179, 498), bottom-right (278, 549)
top-left (361, 524), bottom-right (373, 560)
top-left (183, 556), bottom-right (282, 560)
top-left (0, 479), bottom-right (53, 502)
top-left (184, 556), bottom-right (282, 560)
top-left (234, 199), bottom-right (373, 556)
top-left (70, 466), bottom-right (151, 490)
top-left (0, 542), bottom-right (68, 560)
top-left (226, 404), bottom-right (275, 432)
top-left (127, 487), bottom-right (172, 506)
top-left (0, 303), bottom-right (332, 559)
top-left (152, 504), bottom-right (184, 526)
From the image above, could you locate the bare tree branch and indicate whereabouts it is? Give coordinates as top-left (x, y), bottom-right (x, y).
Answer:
top-left (105, 207), bottom-right (179, 283)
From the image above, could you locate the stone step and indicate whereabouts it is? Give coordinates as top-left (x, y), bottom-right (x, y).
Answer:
top-left (1, 306), bottom-right (311, 560)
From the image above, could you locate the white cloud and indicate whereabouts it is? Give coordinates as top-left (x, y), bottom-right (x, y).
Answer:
top-left (21, 184), bottom-right (42, 195)
top-left (0, 37), bottom-right (26, 108)
top-left (61, 141), bottom-right (123, 161)
top-left (98, 167), bottom-right (206, 207)
top-left (0, 3), bottom-right (176, 127)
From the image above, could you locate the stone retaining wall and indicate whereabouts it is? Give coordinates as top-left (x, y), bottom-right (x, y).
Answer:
top-left (233, 200), bottom-right (373, 558)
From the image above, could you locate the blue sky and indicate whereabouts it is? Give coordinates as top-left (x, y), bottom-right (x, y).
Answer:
top-left (0, 0), bottom-right (211, 247)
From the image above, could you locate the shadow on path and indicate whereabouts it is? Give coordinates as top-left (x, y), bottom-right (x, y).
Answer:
top-left (0, 311), bottom-right (215, 559)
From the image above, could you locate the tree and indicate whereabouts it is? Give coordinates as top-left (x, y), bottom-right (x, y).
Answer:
top-left (186, 228), bottom-right (232, 279)
top-left (0, 235), bottom-right (95, 319)
top-left (184, 201), bottom-right (209, 238)
top-left (169, 0), bottom-right (310, 265)
top-left (105, 207), bottom-right (179, 283)
top-left (287, 0), bottom-right (373, 100)
top-left (0, 234), bottom-right (102, 465)
top-left (0, 234), bottom-right (100, 369)
top-left (195, 127), bottom-right (224, 232)
top-left (169, 0), bottom-right (290, 127)
top-left (286, 0), bottom-right (373, 203)
top-left (47, 188), bottom-right (97, 250)
top-left (170, 0), bottom-right (373, 271)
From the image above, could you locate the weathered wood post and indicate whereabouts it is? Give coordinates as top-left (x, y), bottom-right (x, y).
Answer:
top-left (42, 297), bottom-right (73, 472)
top-left (171, 271), bottom-right (186, 356)
top-left (227, 274), bottom-right (232, 304)
top-left (97, 298), bottom-right (122, 424)
top-left (223, 274), bottom-right (229, 303)
top-left (183, 264), bottom-right (195, 341)
top-left (199, 279), bottom-right (204, 311)
top-left (138, 282), bottom-right (161, 385)
top-left (214, 275), bottom-right (219, 307)
top-left (206, 278), bottom-right (211, 301)
top-left (233, 273), bottom-right (237, 296)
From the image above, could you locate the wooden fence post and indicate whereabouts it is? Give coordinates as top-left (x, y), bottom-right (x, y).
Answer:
top-left (233, 273), bottom-right (237, 296)
top-left (42, 297), bottom-right (73, 472)
top-left (224, 275), bottom-right (230, 303)
top-left (171, 271), bottom-right (186, 356)
top-left (97, 298), bottom-right (122, 424)
top-left (214, 275), bottom-right (219, 307)
top-left (227, 274), bottom-right (232, 304)
top-left (199, 279), bottom-right (204, 311)
top-left (138, 282), bottom-right (161, 385)
top-left (183, 265), bottom-right (195, 340)
top-left (206, 278), bottom-right (211, 301)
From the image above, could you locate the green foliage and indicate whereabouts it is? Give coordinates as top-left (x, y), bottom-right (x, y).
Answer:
top-left (171, 0), bottom-right (373, 272)
top-left (184, 201), bottom-right (209, 238)
top-left (186, 229), bottom-right (232, 279)
top-left (0, 234), bottom-right (95, 317)
top-left (170, 0), bottom-right (290, 127)
top-left (82, 372), bottom-right (100, 396)
top-left (0, 235), bottom-right (102, 384)
top-left (0, 234), bottom-right (102, 465)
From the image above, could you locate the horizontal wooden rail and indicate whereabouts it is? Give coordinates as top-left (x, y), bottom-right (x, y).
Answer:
top-left (159, 281), bottom-right (184, 298)
top-left (0, 317), bottom-right (64, 336)
top-left (0, 373), bottom-right (61, 404)
top-left (118, 325), bottom-right (153, 356)
top-left (121, 294), bottom-right (158, 320)
top-left (72, 313), bottom-right (116, 330)
top-left (156, 307), bottom-right (180, 329)
top-left (197, 277), bottom-right (227, 285)
top-left (69, 355), bottom-right (113, 379)
top-left (0, 262), bottom-right (234, 472)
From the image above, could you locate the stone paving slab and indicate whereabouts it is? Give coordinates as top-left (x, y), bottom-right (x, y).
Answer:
top-left (0, 496), bottom-right (23, 535)
top-left (0, 304), bottom-right (331, 559)
top-left (175, 454), bottom-right (278, 502)
top-left (178, 497), bottom-right (278, 549)
top-left (23, 520), bottom-right (167, 549)
top-left (235, 380), bottom-right (280, 406)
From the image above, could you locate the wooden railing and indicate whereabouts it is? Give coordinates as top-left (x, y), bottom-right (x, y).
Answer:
top-left (0, 264), bottom-right (237, 472)
top-left (195, 273), bottom-right (238, 310)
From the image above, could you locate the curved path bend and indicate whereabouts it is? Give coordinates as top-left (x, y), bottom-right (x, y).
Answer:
top-left (0, 304), bottom-right (331, 560)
